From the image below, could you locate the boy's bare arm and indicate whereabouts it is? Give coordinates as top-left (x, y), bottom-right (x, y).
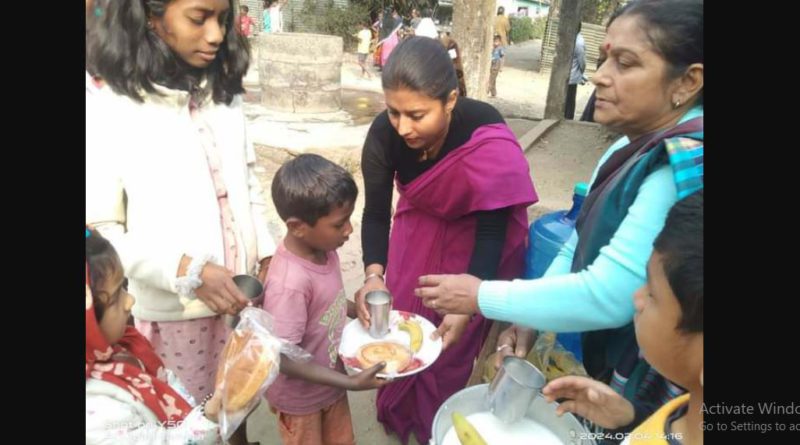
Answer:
top-left (279, 356), bottom-right (350, 388)
top-left (279, 354), bottom-right (387, 391)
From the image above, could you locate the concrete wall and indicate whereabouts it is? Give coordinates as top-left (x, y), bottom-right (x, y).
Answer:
top-left (258, 33), bottom-right (343, 113)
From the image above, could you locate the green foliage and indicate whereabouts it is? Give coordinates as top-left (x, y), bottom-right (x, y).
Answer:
top-left (509, 16), bottom-right (546, 43)
top-left (298, 0), bottom-right (371, 51)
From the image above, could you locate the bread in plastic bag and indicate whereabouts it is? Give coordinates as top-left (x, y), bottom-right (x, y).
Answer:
top-left (214, 307), bottom-right (312, 441)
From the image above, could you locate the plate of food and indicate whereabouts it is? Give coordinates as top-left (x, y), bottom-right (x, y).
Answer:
top-left (339, 310), bottom-right (443, 378)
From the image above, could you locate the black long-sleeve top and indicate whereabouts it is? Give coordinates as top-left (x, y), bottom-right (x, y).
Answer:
top-left (360, 97), bottom-right (511, 280)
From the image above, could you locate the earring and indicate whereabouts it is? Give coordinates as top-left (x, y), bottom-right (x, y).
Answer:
top-left (673, 99), bottom-right (681, 108)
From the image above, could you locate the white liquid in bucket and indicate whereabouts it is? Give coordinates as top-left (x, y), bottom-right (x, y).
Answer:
top-left (441, 411), bottom-right (562, 445)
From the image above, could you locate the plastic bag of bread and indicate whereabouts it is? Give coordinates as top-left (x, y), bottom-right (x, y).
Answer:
top-left (214, 307), bottom-right (311, 441)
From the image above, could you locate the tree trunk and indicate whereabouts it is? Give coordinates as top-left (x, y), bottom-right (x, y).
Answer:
top-left (544, 0), bottom-right (584, 119)
top-left (549, 0), bottom-right (561, 18)
top-left (452, 0), bottom-right (496, 101)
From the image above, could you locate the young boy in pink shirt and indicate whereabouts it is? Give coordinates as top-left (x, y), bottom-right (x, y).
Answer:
top-left (262, 154), bottom-right (387, 445)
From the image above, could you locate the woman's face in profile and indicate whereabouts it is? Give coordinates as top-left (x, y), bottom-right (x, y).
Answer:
top-left (384, 87), bottom-right (455, 152)
top-left (591, 15), bottom-right (684, 138)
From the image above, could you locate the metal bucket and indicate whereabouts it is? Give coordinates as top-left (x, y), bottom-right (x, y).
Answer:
top-left (431, 384), bottom-right (595, 445)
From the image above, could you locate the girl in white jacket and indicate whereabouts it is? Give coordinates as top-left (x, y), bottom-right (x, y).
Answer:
top-left (85, 0), bottom-right (276, 405)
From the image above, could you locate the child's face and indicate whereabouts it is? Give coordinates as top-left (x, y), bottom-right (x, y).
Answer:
top-left (151, 0), bottom-right (231, 68)
top-left (97, 260), bottom-right (136, 345)
top-left (299, 201), bottom-right (355, 253)
top-left (494, 38), bottom-right (500, 47)
top-left (634, 252), bottom-right (702, 388)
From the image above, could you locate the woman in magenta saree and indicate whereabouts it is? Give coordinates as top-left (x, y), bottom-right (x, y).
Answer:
top-left (356, 37), bottom-right (538, 444)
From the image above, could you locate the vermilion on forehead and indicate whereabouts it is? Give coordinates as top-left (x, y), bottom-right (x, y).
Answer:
top-left (602, 43), bottom-right (646, 59)
top-left (604, 16), bottom-right (654, 55)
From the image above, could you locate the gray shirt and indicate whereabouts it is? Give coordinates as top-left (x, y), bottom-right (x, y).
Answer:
top-left (570, 33), bottom-right (586, 85)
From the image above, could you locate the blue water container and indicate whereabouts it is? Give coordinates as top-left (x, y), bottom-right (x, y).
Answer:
top-left (525, 182), bottom-right (588, 361)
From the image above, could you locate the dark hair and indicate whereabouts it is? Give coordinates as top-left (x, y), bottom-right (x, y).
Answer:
top-left (380, 7), bottom-right (396, 39)
top-left (494, 34), bottom-right (501, 40)
top-left (382, 36), bottom-right (457, 103)
top-left (241, 5), bottom-right (249, 12)
top-left (86, 0), bottom-right (250, 105)
top-left (611, 0), bottom-right (703, 81)
top-left (422, 8), bottom-right (432, 18)
top-left (653, 189), bottom-right (703, 333)
top-left (272, 154), bottom-right (358, 226)
top-left (497, 6), bottom-right (505, 15)
top-left (86, 228), bottom-right (123, 322)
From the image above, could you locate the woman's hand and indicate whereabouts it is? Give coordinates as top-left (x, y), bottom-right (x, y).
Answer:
top-left (195, 263), bottom-right (250, 316)
top-left (432, 314), bottom-right (472, 350)
top-left (494, 325), bottom-right (537, 369)
top-left (354, 267), bottom-right (389, 329)
top-left (415, 274), bottom-right (481, 315)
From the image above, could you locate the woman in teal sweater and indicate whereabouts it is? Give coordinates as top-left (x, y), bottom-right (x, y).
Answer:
top-left (415, 0), bottom-right (703, 435)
